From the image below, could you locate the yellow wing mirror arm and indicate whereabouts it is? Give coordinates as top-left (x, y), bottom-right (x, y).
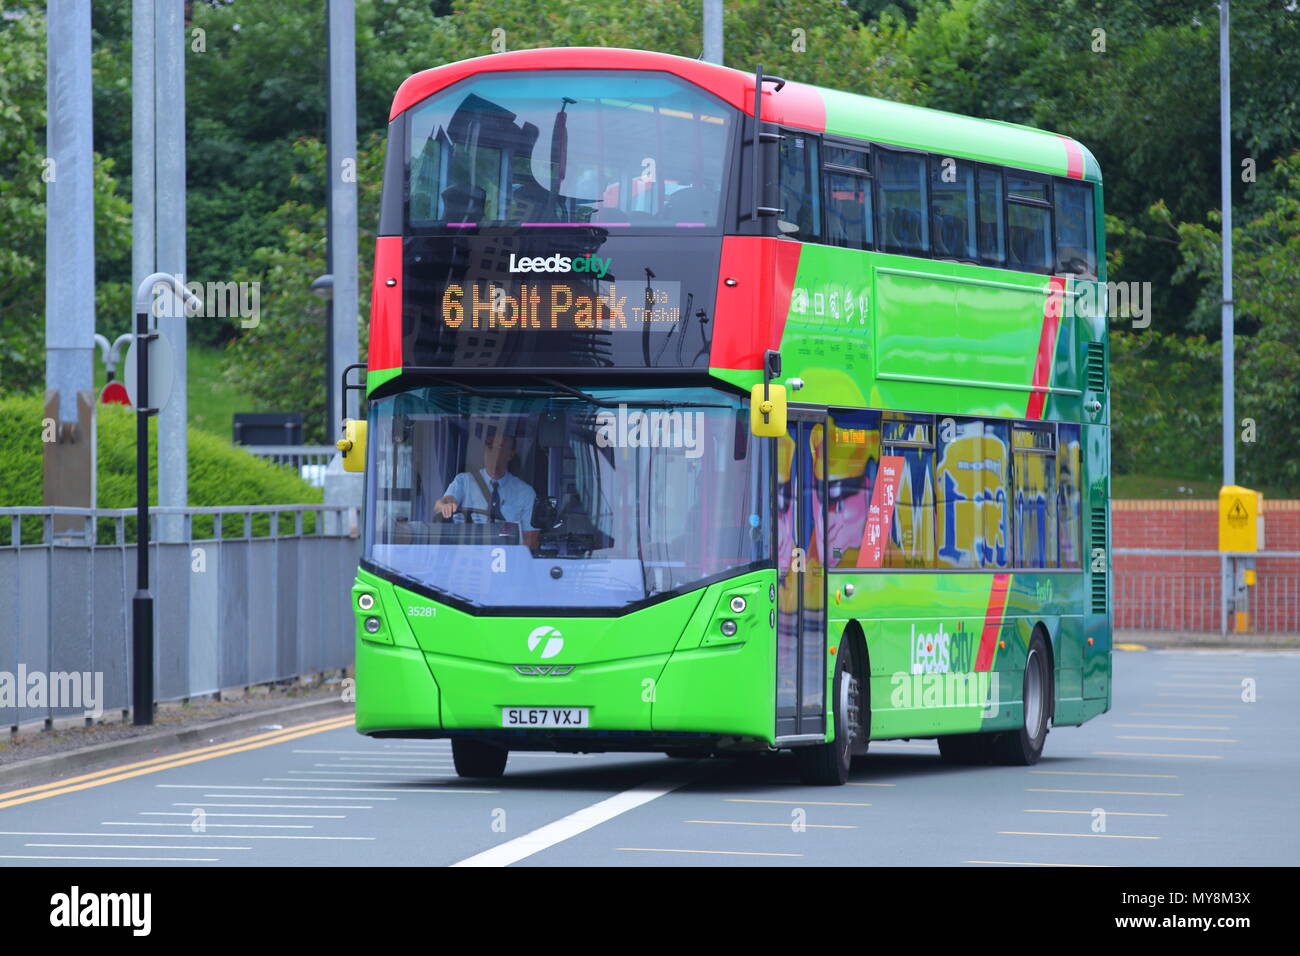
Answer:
top-left (750, 349), bottom-right (787, 437)
top-left (337, 419), bottom-right (367, 473)
top-left (338, 362), bottom-right (369, 473)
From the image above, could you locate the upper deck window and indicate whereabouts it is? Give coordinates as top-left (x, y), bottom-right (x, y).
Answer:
top-left (406, 70), bottom-right (735, 231)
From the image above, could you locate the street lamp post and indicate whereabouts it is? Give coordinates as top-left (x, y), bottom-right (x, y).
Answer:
top-left (131, 273), bottom-right (201, 726)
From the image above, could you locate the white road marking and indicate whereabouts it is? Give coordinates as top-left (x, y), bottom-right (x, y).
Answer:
top-left (103, 821), bottom-right (312, 829)
top-left (0, 831), bottom-right (374, 841)
top-left (173, 802), bottom-right (372, 810)
top-left (0, 854), bottom-right (218, 862)
top-left (27, 843), bottom-right (253, 850)
top-left (140, 812), bottom-right (345, 819)
top-left (452, 772), bottom-right (698, 867)
top-left (200, 793), bottom-right (397, 801)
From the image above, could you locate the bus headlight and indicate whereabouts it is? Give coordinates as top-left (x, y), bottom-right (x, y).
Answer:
top-left (720, 620), bottom-right (738, 637)
top-left (729, 596), bottom-right (747, 614)
top-left (364, 617), bottom-right (382, 634)
top-left (358, 593), bottom-right (375, 611)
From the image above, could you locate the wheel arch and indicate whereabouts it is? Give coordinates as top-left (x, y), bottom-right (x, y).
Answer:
top-left (1031, 620), bottom-right (1056, 723)
top-left (836, 618), bottom-right (871, 741)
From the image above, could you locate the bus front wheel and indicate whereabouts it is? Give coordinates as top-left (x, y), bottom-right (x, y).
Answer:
top-left (451, 738), bottom-right (509, 778)
top-left (796, 640), bottom-right (860, 786)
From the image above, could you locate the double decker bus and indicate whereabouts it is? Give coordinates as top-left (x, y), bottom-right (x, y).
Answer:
top-left (339, 48), bottom-right (1111, 786)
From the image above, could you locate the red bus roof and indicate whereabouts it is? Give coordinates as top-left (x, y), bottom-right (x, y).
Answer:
top-left (389, 47), bottom-right (827, 131)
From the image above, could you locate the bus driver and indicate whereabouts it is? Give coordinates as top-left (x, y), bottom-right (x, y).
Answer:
top-left (434, 427), bottom-right (539, 549)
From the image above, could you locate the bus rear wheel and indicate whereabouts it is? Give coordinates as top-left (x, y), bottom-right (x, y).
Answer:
top-left (451, 738), bottom-right (509, 778)
top-left (796, 640), bottom-right (860, 786)
top-left (991, 632), bottom-right (1051, 766)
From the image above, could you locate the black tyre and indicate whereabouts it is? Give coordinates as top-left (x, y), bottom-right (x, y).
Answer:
top-left (451, 737), bottom-right (509, 778)
top-left (991, 632), bottom-right (1051, 765)
top-left (937, 732), bottom-right (992, 765)
top-left (796, 639), bottom-right (862, 786)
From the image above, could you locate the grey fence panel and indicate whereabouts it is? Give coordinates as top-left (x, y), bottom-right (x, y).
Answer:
top-left (16, 548), bottom-right (50, 726)
top-left (155, 543), bottom-right (192, 702)
top-left (0, 506), bottom-right (360, 728)
top-left (49, 546), bottom-right (94, 719)
top-left (298, 536), bottom-right (327, 674)
top-left (189, 542), bottom-right (220, 697)
top-left (0, 549), bottom-right (21, 728)
top-left (247, 539), bottom-right (278, 685)
top-left (276, 537), bottom-right (300, 680)
top-left (219, 540), bottom-right (250, 689)
top-left (93, 547), bottom-right (130, 715)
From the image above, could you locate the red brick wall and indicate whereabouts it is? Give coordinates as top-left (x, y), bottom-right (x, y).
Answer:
top-left (1112, 500), bottom-right (1300, 632)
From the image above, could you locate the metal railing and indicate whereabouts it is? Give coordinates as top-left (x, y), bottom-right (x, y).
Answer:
top-left (240, 445), bottom-right (337, 488)
top-left (0, 505), bottom-right (361, 730)
top-left (1113, 547), bottom-right (1300, 634)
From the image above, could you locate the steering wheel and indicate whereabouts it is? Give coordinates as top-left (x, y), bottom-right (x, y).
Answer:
top-left (434, 506), bottom-right (492, 522)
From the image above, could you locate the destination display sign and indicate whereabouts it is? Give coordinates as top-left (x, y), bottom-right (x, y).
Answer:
top-left (438, 278), bottom-right (682, 332)
top-left (400, 234), bottom-right (721, 369)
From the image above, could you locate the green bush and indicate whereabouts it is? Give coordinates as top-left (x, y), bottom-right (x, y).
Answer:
top-left (2, 393), bottom-right (323, 543)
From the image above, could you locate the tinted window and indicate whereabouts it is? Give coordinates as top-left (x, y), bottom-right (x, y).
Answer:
top-left (407, 70), bottom-right (734, 230)
top-left (1055, 180), bottom-right (1096, 276)
top-left (826, 145), bottom-right (869, 171)
top-left (936, 417), bottom-right (1011, 569)
top-left (930, 158), bottom-right (977, 261)
top-left (778, 134), bottom-right (821, 239)
top-left (825, 172), bottom-right (873, 249)
top-left (977, 168), bottom-right (1005, 265)
top-left (819, 411), bottom-right (881, 568)
top-left (1007, 202), bottom-right (1052, 273)
top-left (1012, 425), bottom-right (1058, 567)
top-left (1007, 174), bottom-right (1049, 202)
top-left (876, 151), bottom-right (928, 256)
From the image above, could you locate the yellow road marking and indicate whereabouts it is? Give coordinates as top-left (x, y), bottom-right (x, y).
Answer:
top-left (1093, 751), bottom-right (1223, 759)
top-left (1000, 831), bottom-right (1160, 840)
top-left (1026, 788), bottom-right (1182, 796)
top-left (618, 847), bottom-right (803, 857)
top-left (1116, 735), bottom-right (1236, 743)
top-left (967, 860), bottom-right (1116, 867)
top-left (0, 716), bottom-right (354, 811)
top-left (0, 714), bottom-right (353, 801)
top-left (725, 798), bottom-right (870, 807)
top-left (685, 820), bottom-right (856, 829)
top-left (1023, 809), bottom-right (1168, 817)
top-left (1114, 643), bottom-right (1147, 651)
top-left (1029, 770), bottom-right (1177, 779)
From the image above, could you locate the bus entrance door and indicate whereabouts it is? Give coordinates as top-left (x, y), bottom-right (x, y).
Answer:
top-left (775, 413), bottom-right (828, 742)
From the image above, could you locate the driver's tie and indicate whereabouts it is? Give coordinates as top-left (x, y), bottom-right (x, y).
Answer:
top-left (489, 480), bottom-right (502, 522)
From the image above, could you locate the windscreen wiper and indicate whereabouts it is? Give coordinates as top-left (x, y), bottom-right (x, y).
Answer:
top-left (537, 377), bottom-right (732, 410)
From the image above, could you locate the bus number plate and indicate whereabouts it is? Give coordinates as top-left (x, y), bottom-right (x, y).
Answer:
top-left (502, 707), bottom-right (589, 728)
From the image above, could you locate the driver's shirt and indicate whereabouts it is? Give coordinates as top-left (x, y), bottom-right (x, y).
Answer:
top-left (442, 468), bottom-right (538, 531)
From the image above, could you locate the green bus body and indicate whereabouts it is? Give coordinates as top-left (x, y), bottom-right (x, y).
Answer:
top-left (351, 49), bottom-right (1111, 776)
